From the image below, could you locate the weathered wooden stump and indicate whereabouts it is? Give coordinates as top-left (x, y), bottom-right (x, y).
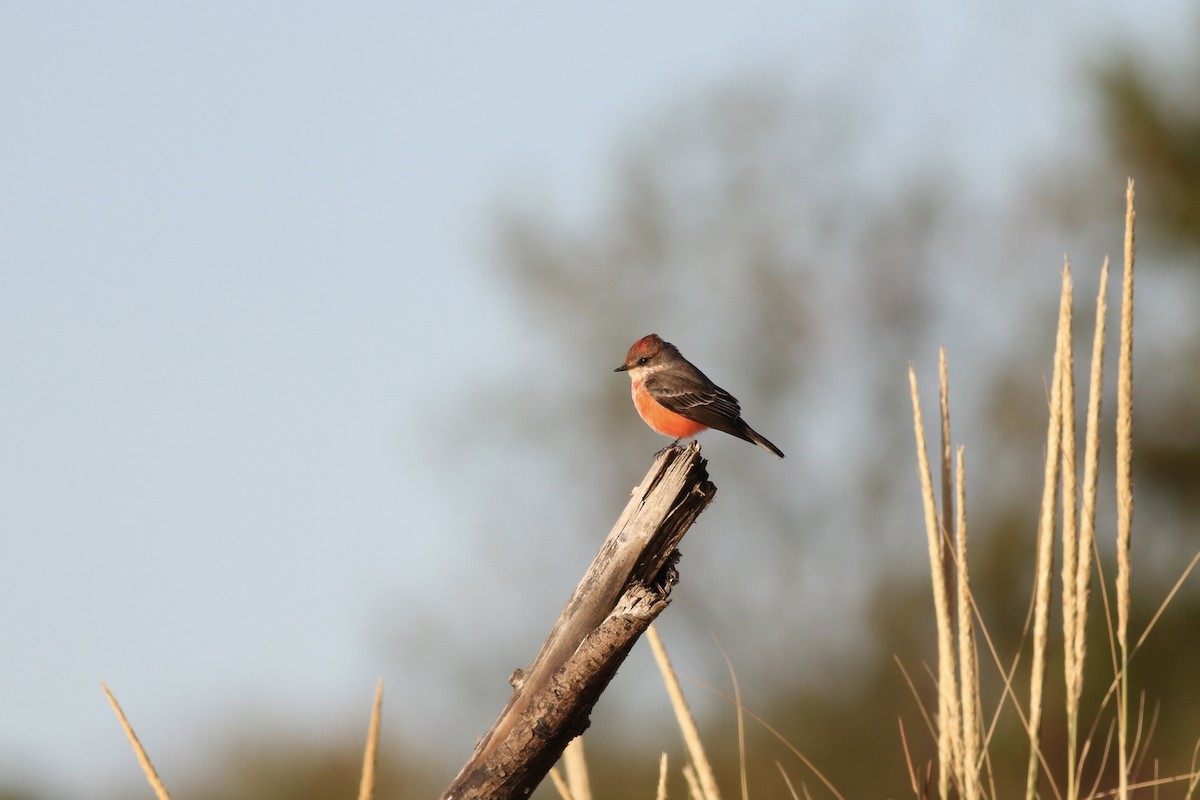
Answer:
top-left (441, 443), bottom-right (716, 800)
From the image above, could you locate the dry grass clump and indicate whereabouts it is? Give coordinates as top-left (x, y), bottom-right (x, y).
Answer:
top-left (906, 182), bottom-right (1200, 800)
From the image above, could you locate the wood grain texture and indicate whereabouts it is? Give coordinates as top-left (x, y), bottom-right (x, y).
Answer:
top-left (441, 443), bottom-right (716, 800)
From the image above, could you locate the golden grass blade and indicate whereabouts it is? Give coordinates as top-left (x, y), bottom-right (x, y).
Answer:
top-left (1075, 258), bottom-right (1108, 685)
top-left (657, 753), bottom-right (669, 800)
top-left (908, 364), bottom-right (958, 799)
top-left (922, 569), bottom-right (1062, 800)
top-left (1058, 258), bottom-right (1081, 800)
top-left (563, 735), bottom-right (592, 800)
top-left (687, 679), bottom-right (846, 800)
top-left (776, 762), bottom-right (802, 800)
top-left (939, 348), bottom-right (953, 543)
top-left (1115, 179), bottom-right (1136, 800)
top-left (357, 678), bottom-right (384, 800)
top-left (101, 683), bottom-right (172, 800)
top-left (1133, 549), bottom-right (1200, 655)
top-left (939, 349), bottom-right (965, 793)
top-left (1094, 767), bottom-right (1200, 798)
top-left (1025, 266), bottom-right (1070, 800)
top-left (1086, 476), bottom-right (1121, 685)
top-left (1090, 494), bottom-right (1121, 684)
top-left (955, 520), bottom-right (1065, 798)
top-left (683, 765), bottom-right (704, 800)
top-left (1086, 720), bottom-right (1117, 800)
top-left (984, 747), bottom-right (1000, 800)
top-left (1185, 739), bottom-right (1200, 800)
top-left (898, 717), bottom-right (921, 798)
top-left (1080, 549), bottom-right (1200, 752)
top-left (939, 349), bottom-right (956, 618)
top-left (972, 582), bottom-right (1030, 754)
top-left (549, 766), bottom-right (576, 800)
top-left (955, 446), bottom-right (980, 800)
top-left (1130, 696), bottom-right (1159, 781)
top-left (1069, 260), bottom-right (1109, 800)
top-left (711, 637), bottom-right (748, 800)
top-left (1128, 694), bottom-right (1147, 773)
top-left (647, 624), bottom-right (721, 800)
top-left (894, 655), bottom-right (936, 741)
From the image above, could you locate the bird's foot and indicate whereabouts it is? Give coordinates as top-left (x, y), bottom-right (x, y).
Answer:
top-left (654, 438), bottom-right (685, 458)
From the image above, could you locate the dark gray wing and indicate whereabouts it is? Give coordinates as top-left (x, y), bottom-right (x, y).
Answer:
top-left (643, 366), bottom-right (751, 440)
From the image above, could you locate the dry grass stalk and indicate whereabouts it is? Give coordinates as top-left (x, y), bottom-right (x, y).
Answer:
top-left (1129, 695), bottom-right (1158, 780)
top-left (967, 573), bottom-right (1031, 791)
top-left (683, 764), bottom-right (704, 800)
top-left (898, 717), bottom-right (921, 798)
top-left (1134, 549), bottom-right (1200, 656)
top-left (907, 363), bottom-right (959, 799)
top-left (548, 766), bottom-right (576, 800)
top-left (776, 762), bottom-right (802, 800)
top-left (939, 349), bottom-right (966, 793)
top-left (357, 678), bottom-right (384, 800)
top-left (955, 446), bottom-right (980, 800)
top-left (694, 682), bottom-right (846, 799)
top-left (1069, 257), bottom-right (1109, 799)
top-left (1058, 258), bottom-right (1081, 800)
top-left (894, 656), bottom-right (937, 744)
top-left (1115, 179), bottom-right (1136, 800)
top-left (647, 624), bottom-right (721, 800)
top-left (1186, 740), bottom-right (1200, 799)
top-left (907, 362), bottom-right (1051, 796)
top-left (1083, 549), bottom-right (1200, 757)
top-left (657, 753), bottom-right (669, 800)
top-left (712, 638), bottom-right (749, 800)
top-left (1086, 721), bottom-right (1118, 800)
top-left (1093, 767), bottom-right (1200, 798)
top-left (1025, 266), bottom-right (1070, 800)
top-left (903, 199), bottom-right (1164, 797)
top-left (101, 683), bottom-right (172, 800)
top-left (562, 736), bottom-right (592, 800)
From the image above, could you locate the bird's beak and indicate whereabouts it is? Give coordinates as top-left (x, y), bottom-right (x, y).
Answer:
top-left (614, 364), bottom-right (630, 372)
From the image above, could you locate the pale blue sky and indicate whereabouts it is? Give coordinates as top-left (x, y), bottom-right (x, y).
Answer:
top-left (0, 3), bottom-right (1187, 796)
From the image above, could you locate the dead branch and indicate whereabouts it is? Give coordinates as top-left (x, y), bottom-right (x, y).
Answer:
top-left (441, 442), bottom-right (716, 800)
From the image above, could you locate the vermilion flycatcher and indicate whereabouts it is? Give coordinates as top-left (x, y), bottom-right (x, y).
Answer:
top-left (615, 333), bottom-right (785, 458)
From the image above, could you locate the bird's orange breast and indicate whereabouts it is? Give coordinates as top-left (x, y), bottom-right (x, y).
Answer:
top-left (631, 381), bottom-right (708, 438)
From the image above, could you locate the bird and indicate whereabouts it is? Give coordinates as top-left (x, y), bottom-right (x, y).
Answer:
top-left (614, 333), bottom-right (784, 458)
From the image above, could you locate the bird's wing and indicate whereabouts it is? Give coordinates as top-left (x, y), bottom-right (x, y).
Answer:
top-left (643, 368), bottom-right (744, 431)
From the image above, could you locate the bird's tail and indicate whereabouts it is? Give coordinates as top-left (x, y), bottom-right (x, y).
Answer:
top-left (743, 424), bottom-right (785, 459)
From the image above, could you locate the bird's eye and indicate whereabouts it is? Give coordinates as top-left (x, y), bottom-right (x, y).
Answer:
top-left (638, 356), bottom-right (650, 365)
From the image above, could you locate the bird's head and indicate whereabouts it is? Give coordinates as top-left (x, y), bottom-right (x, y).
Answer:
top-left (614, 333), bottom-right (675, 376)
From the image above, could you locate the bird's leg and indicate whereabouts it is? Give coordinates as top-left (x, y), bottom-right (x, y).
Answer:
top-left (654, 438), bottom-right (684, 457)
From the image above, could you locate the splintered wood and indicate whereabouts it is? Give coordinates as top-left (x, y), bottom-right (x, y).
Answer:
top-left (442, 443), bottom-right (716, 800)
